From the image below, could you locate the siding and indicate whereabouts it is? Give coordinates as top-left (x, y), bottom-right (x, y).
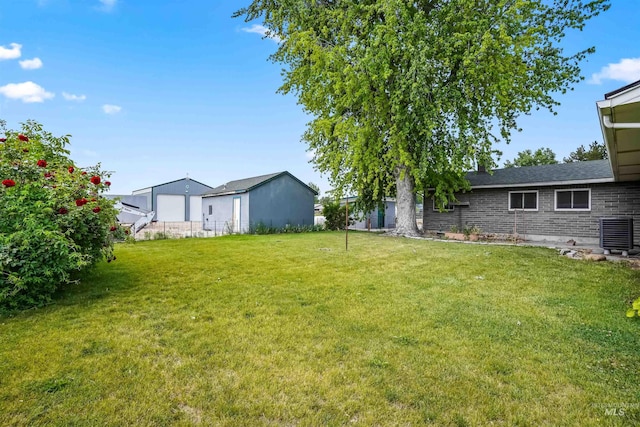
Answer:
top-left (423, 182), bottom-right (640, 244)
top-left (248, 174), bottom-right (315, 228)
top-left (151, 178), bottom-right (213, 221)
top-left (106, 194), bottom-right (150, 224)
top-left (352, 202), bottom-right (396, 229)
top-left (203, 193), bottom-right (250, 233)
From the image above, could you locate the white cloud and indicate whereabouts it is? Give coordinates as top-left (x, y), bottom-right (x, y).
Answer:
top-left (590, 58), bottom-right (640, 85)
top-left (102, 104), bottom-right (122, 114)
top-left (62, 92), bottom-right (87, 102)
top-left (0, 81), bottom-right (54, 103)
top-left (0, 43), bottom-right (22, 60)
top-left (98, 0), bottom-right (117, 12)
top-left (241, 24), bottom-right (282, 43)
top-left (19, 57), bottom-right (43, 70)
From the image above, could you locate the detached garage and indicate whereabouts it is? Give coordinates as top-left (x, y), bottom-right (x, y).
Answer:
top-left (132, 177), bottom-right (213, 222)
top-left (202, 171), bottom-right (317, 234)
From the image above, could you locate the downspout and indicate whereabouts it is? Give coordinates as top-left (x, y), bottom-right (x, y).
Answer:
top-left (602, 115), bottom-right (640, 129)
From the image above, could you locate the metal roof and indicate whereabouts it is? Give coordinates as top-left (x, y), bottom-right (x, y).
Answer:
top-left (132, 177), bottom-right (213, 193)
top-left (467, 160), bottom-right (613, 188)
top-left (202, 171), bottom-right (318, 197)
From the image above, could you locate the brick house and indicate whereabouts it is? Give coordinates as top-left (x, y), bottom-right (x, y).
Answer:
top-left (423, 160), bottom-right (640, 244)
top-left (424, 80), bottom-right (640, 245)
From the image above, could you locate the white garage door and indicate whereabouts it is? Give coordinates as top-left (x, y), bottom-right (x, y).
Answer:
top-left (156, 195), bottom-right (185, 221)
top-left (189, 196), bottom-right (203, 221)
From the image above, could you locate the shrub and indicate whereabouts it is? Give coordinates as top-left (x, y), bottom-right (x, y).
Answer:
top-left (463, 225), bottom-right (481, 236)
top-left (322, 201), bottom-right (351, 230)
top-left (0, 120), bottom-right (118, 311)
top-left (626, 297), bottom-right (640, 318)
top-left (249, 222), bottom-right (324, 235)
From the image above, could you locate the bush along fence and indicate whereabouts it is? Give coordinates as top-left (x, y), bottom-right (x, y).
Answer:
top-left (130, 220), bottom-right (326, 240)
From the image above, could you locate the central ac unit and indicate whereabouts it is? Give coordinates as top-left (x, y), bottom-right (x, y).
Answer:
top-left (599, 217), bottom-right (634, 253)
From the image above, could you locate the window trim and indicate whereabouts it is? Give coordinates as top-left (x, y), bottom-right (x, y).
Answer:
top-left (554, 188), bottom-right (591, 211)
top-left (432, 199), bottom-right (455, 212)
top-left (508, 190), bottom-right (539, 211)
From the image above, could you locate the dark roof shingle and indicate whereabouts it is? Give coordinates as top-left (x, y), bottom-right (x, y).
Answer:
top-left (203, 172), bottom-right (282, 196)
top-left (467, 160), bottom-right (613, 188)
top-left (202, 171), bottom-right (318, 197)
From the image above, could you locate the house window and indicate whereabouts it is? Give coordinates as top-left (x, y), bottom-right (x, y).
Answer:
top-left (208, 205), bottom-right (212, 215)
top-left (555, 189), bottom-right (590, 211)
top-left (433, 199), bottom-right (455, 212)
top-left (509, 191), bottom-right (538, 211)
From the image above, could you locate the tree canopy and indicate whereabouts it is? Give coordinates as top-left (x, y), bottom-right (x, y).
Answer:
top-left (504, 148), bottom-right (558, 168)
top-left (235, 0), bottom-right (609, 235)
top-left (307, 181), bottom-right (321, 203)
top-left (563, 141), bottom-right (608, 162)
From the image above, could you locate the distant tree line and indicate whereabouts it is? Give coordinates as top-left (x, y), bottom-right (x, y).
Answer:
top-left (503, 141), bottom-right (608, 168)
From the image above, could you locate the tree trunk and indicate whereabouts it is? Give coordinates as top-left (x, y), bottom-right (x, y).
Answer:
top-left (393, 166), bottom-right (420, 236)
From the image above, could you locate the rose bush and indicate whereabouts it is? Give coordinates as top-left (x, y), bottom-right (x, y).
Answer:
top-left (0, 120), bottom-right (119, 311)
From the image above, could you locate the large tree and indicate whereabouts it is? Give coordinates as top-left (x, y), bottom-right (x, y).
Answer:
top-left (564, 141), bottom-right (608, 162)
top-left (504, 148), bottom-right (558, 168)
top-left (235, 0), bottom-right (609, 236)
top-left (308, 181), bottom-right (321, 203)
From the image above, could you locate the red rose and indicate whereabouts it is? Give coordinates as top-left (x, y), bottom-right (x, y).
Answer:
top-left (90, 175), bottom-right (101, 185)
top-left (58, 207), bottom-right (68, 215)
top-left (2, 179), bottom-right (16, 187)
top-left (75, 198), bottom-right (88, 206)
top-left (68, 166), bottom-right (74, 173)
top-left (81, 171), bottom-right (87, 175)
top-left (37, 160), bottom-right (47, 168)
top-left (18, 134), bottom-right (28, 142)
top-left (0, 138), bottom-right (6, 142)
top-left (124, 229), bottom-right (130, 235)
top-left (104, 181), bottom-right (111, 187)
top-left (110, 226), bottom-right (117, 232)
top-left (93, 206), bottom-right (101, 213)
top-left (44, 172), bottom-right (53, 179)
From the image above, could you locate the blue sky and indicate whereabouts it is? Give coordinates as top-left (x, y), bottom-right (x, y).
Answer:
top-left (1, 1), bottom-right (639, 196)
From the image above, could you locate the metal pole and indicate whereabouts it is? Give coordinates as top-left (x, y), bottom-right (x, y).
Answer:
top-left (345, 198), bottom-right (349, 251)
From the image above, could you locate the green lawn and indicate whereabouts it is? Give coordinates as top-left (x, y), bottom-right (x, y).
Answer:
top-left (1, 232), bottom-right (639, 426)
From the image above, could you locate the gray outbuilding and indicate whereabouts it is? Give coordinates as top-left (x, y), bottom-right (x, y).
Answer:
top-left (132, 177), bottom-right (213, 222)
top-left (202, 171), bottom-right (317, 234)
top-left (341, 196), bottom-right (397, 229)
top-left (105, 194), bottom-right (151, 224)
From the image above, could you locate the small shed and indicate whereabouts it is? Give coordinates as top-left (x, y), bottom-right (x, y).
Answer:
top-left (132, 177), bottom-right (213, 222)
top-left (202, 171), bottom-right (317, 234)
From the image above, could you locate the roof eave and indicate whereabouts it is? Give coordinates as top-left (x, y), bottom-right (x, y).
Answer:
top-left (469, 177), bottom-right (616, 190)
top-left (202, 189), bottom-right (248, 198)
top-left (597, 82), bottom-right (640, 183)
